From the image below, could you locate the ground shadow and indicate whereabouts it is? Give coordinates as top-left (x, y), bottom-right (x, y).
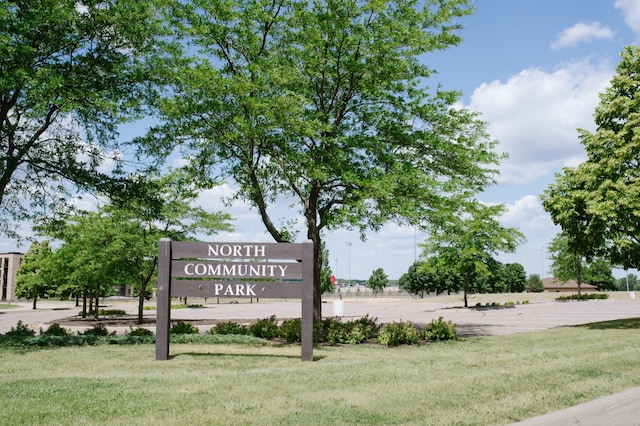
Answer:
top-left (453, 323), bottom-right (504, 338)
top-left (574, 317), bottom-right (640, 331)
top-left (170, 352), bottom-right (326, 361)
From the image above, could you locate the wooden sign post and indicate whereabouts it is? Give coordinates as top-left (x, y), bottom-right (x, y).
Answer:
top-left (155, 239), bottom-right (314, 361)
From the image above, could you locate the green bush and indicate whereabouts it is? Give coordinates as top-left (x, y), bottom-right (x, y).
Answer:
top-left (248, 316), bottom-right (280, 339)
top-left (82, 324), bottom-right (113, 336)
top-left (321, 316), bottom-right (379, 345)
top-left (4, 321), bottom-right (36, 337)
top-left (279, 318), bottom-right (302, 343)
top-left (556, 293), bottom-right (609, 301)
top-left (127, 327), bottom-right (154, 337)
top-left (209, 321), bottom-right (249, 335)
top-left (170, 321), bottom-right (199, 334)
top-left (42, 323), bottom-right (70, 336)
top-left (378, 321), bottom-right (421, 346)
top-left (98, 309), bottom-right (126, 316)
top-left (423, 317), bottom-right (457, 341)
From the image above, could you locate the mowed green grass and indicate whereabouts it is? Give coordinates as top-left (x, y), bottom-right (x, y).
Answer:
top-left (1, 320), bottom-right (639, 426)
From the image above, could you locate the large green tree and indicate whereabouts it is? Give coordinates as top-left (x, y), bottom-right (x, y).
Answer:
top-left (0, 0), bottom-right (168, 238)
top-left (543, 46), bottom-right (640, 271)
top-left (141, 0), bottom-right (503, 323)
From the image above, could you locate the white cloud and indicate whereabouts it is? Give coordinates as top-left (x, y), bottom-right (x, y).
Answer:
top-left (551, 21), bottom-right (614, 49)
top-left (499, 195), bottom-right (552, 235)
top-left (615, 0), bottom-right (640, 34)
top-left (466, 59), bottom-right (613, 185)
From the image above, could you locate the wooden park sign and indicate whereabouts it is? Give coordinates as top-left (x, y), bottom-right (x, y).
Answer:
top-left (155, 239), bottom-right (314, 361)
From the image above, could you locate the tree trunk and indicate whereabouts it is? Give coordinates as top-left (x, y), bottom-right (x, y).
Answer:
top-left (463, 277), bottom-right (469, 308)
top-left (82, 288), bottom-right (87, 318)
top-left (137, 285), bottom-right (145, 324)
top-left (94, 291), bottom-right (99, 320)
top-left (32, 296), bottom-right (37, 310)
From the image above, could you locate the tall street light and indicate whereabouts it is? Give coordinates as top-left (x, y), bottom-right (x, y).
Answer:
top-left (346, 242), bottom-right (353, 291)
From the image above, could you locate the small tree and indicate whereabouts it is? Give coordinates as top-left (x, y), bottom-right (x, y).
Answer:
top-left (425, 202), bottom-right (524, 307)
top-left (548, 233), bottom-right (586, 297)
top-left (368, 268), bottom-right (389, 297)
top-left (398, 262), bottom-right (431, 298)
top-left (501, 263), bottom-right (527, 293)
top-left (320, 242), bottom-right (334, 294)
top-left (15, 241), bottom-right (56, 309)
top-left (584, 259), bottom-right (616, 291)
top-left (526, 274), bottom-right (544, 293)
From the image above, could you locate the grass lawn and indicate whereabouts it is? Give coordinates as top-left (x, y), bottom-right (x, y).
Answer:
top-left (0, 319), bottom-right (639, 425)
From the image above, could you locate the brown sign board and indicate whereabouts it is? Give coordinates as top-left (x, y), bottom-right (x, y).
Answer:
top-left (155, 239), bottom-right (314, 361)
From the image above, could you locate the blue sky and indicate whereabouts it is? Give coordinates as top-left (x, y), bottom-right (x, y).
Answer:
top-left (2, 0), bottom-right (639, 282)
top-left (189, 0), bottom-right (640, 281)
top-left (323, 0), bottom-right (640, 280)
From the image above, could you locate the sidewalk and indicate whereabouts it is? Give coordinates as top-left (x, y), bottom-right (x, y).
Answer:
top-left (510, 386), bottom-right (640, 425)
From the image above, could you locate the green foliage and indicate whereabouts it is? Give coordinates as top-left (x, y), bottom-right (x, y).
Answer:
top-left (424, 202), bottom-right (525, 306)
top-left (126, 328), bottom-right (154, 337)
top-left (0, 0), bottom-right (172, 239)
top-left (502, 263), bottom-right (527, 293)
top-left (82, 324), bottom-right (113, 337)
top-left (170, 321), bottom-right (199, 335)
top-left (14, 241), bottom-right (56, 308)
top-left (278, 318), bottom-right (302, 343)
top-left (248, 316), bottom-right (280, 339)
top-left (322, 316), bottom-right (379, 345)
top-left (556, 293), bottom-right (609, 301)
top-left (98, 309), bottom-right (127, 316)
top-left (423, 317), bottom-right (458, 341)
top-left (584, 259), bottom-right (616, 291)
top-left (368, 268), bottom-right (389, 295)
top-left (378, 321), bottom-right (421, 346)
top-left (209, 322), bottom-right (249, 336)
top-left (143, 0), bottom-right (501, 324)
top-left (5, 321), bottom-right (35, 337)
top-left (41, 324), bottom-right (70, 337)
top-left (526, 274), bottom-right (545, 292)
top-left (320, 241), bottom-right (335, 295)
top-left (543, 46), bottom-right (640, 272)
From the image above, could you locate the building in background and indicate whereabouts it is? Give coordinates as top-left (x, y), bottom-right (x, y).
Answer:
top-left (1, 253), bottom-right (24, 302)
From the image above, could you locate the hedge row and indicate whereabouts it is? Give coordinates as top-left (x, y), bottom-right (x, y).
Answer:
top-left (0, 316), bottom-right (457, 348)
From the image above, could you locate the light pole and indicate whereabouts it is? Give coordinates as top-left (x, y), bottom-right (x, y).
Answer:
top-left (346, 242), bottom-right (353, 292)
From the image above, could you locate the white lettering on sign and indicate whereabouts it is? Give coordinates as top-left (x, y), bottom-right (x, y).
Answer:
top-left (208, 283), bottom-right (257, 296)
top-left (184, 263), bottom-right (288, 277)
top-left (207, 244), bottom-right (266, 257)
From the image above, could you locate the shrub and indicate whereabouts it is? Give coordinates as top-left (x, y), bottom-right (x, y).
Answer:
top-left (378, 321), bottom-right (420, 346)
top-left (170, 321), bottom-right (199, 334)
top-left (279, 318), bottom-right (302, 343)
top-left (556, 293), bottom-right (609, 301)
top-left (248, 316), bottom-right (280, 339)
top-left (42, 323), bottom-right (70, 336)
top-left (321, 316), bottom-right (379, 345)
top-left (4, 321), bottom-right (35, 337)
top-left (210, 321), bottom-right (249, 336)
top-left (424, 317), bottom-right (457, 341)
top-left (82, 324), bottom-right (112, 336)
top-left (127, 327), bottom-right (154, 337)
top-left (98, 309), bottom-right (126, 316)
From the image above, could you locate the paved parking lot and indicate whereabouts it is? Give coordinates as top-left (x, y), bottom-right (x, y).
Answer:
top-left (2, 296), bottom-right (639, 336)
